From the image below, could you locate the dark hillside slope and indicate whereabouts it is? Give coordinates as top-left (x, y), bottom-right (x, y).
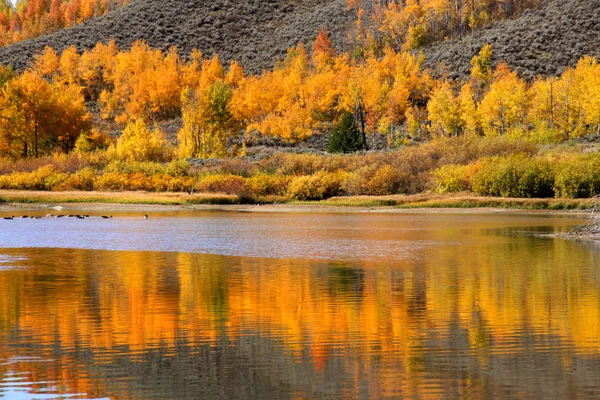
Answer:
top-left (1, 0), bottom-right (598, 80)
top-left (422, 0), bottom-right (600, 80)
top-left (0, 0), bottom-right (354, 73)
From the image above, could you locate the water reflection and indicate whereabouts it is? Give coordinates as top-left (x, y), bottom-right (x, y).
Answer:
top-left (0, 213), bottom-right (598, 398)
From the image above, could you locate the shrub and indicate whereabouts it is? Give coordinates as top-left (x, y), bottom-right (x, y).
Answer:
top-left (115, 119), bottom-right (173, 162)
top-left (196, 174), bottom-right (247, 195)
top-left (431, 164), bottom-right (472, 193)
top-left (0, 166), bottom-right (69, 190)
top-left (343, 165), bottom-right (377, 195)
top-left (94, 172), bottom-right (132, 191)
top-left (246, 174), bottom-right (291, 197)
top-left (104, 160), bottom-right (167, 176)
top-left (553, 154), bottom-right (600, 198)
top-left (368, 165), bottom-right (408, 195)
top-left (266, 153), bottom-right (327, 176)
top-left (165, 160), bottom-right (191, 177)
top-left (149, 175), bottom-right (195, 192)
top-left (57, 168), bottom-right (97, 191)
top-left (472, 155), bottom-right (554, 198)
top-left (344, 165), bottom-right (409, 196)
top-left (288, 170), bottom-right (346, 200)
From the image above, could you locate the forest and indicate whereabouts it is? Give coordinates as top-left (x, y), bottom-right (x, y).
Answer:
top-left (0, 0), bottom-right (128, 47)
top-left (348, 0), bottom-right (542, 52)
top-left (0, 0), bottom-right (599, 202)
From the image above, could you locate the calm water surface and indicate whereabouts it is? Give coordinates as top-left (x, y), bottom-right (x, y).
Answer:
top-left (0, 210), bottom-right (598, 399)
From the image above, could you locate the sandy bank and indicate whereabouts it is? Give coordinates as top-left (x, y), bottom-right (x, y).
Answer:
top-left (0, 190), bottom-right (596, 215)
top-left (0, 201), bottom-right (593, 217)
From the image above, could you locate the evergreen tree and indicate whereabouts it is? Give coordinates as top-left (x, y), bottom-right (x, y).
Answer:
top-left (328, 112), bottom-right (363, 153)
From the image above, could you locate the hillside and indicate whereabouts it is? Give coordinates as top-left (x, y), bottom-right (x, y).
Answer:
top-left (1, 0), bottom-right (599, 79)
top-left (0, 0), bottom-right (354, 74)
top-left (422, 0), bottom-right (600, 80)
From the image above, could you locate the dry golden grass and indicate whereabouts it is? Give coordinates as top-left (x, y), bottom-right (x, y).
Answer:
top-left (0, 190), bottom-right (595, 210)
top-left (318, 193), bottom-right (595, 210)
top-left (0, 190), bottom-right (239, 205)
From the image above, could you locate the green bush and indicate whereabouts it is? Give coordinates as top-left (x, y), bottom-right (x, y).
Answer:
top-left (166, 160), bottom-right (191, 177)
top-left (472, 155), bottom-right (554, 198)
top-left (553, 154), bottom-right (600, 198)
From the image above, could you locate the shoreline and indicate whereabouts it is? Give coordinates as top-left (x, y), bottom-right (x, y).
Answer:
top-left (0, 190), bottom-right (595, 216)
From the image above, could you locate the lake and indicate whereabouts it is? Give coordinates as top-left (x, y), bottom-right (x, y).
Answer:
top-left (0, 210), bottom-right (598, 399)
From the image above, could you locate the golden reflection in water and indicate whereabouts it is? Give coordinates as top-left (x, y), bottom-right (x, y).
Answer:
top-left (0, 231), bottom-right (598, 398)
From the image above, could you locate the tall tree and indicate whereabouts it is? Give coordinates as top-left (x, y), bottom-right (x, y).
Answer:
top-left (0, 71), bottom-right (90, 157)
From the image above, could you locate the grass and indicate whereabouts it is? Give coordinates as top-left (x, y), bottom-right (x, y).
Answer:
top-left (0, 190), bottom-right (240, 205)
top-left (316, 193), bottom-right (596, 210)
top-left (0, 190), bottom-right (596, 210)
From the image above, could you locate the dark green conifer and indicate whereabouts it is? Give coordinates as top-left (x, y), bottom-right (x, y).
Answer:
top-left (328, 112), bottom-right (363, 154)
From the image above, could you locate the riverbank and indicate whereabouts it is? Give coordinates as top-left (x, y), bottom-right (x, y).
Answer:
top-left (0, 190), bottom-right (596, 214)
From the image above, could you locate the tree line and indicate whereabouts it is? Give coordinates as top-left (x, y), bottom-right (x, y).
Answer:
top-left (0, 0), bottom-right (128, 47)
top-left (1, 30), bottom-right (600, 160)
top-left (347, 0), bottom-right (541, 54)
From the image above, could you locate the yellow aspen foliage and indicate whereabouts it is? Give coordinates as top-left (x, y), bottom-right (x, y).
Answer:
top-left (53, 82), bottom-right (93, 152)
top-left (528, 77), bottom-right (562, 141)
top-left (392, 51), bottom-right (434, 106)
top-left (77, 40), bottom-right (118, 101)
top-left (0, 0), bottom-right (129, 48)
top-left (58, 45), bottom-right (80, 85)
top-left (78, 0), bottom-right (96, 22)
top-left (303, 64), bottom-right (337, 125)
top-left (380, 0), bottom-right (424, 47)
top-left (427, 80), bottom-right (460, 137)
top-left (198, 55), bottom-right (225, 90)
top-left (0, 71), bottom-right (91, 158)
top-left (421, 0), bottom-right (453, 32)
top-left (552, 68), bottom-right (586, 138)
top-left (573, 57), bottom-right (600, 134)
top-left (362, 59), bottom-right (391, 145)
top-left (229, 75), bottom-right (268, 128)
top-left (31, 46), bottom-right (59, 79)
top-left (75, 129), bottom-right (109, 154)
top-left (351, 1), bottom-right (539, 55)
top-left (470, 44), bottom-right (493, 83)
top-left (100, 41), bottom-right (182, 123)
top-left (337, 60), bottom-right (369, 146)
top-left (478, 63), bottom-right (529, 136)
top-left (470, 44), bottom-right (493, 99)
top-left (178, 82), bottom-right (234, 159)
top-left (404, 105), bottom-right (427, 139)
top-left (383, 50), bottom-right (433, 138)
top-left (244, 45), bottom-right (315, 142)
top-left (142, 47), bottom-right (181, 120)
top-left (385, 81), bottom-right (410, 141)
top-left (458, 82), bottom-right (479, 136)
top-left (115, 119), bottom-right (171, 162)
top-left (224, 61), bottom-right (245, 89)
top-left (64, 0), bottom-right (81, 26)
top-left (0, 64), bottom-right (15, 89)
top-left (180, 49), bottom-right (203, 89)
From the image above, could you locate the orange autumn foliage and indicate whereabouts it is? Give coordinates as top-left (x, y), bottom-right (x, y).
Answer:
top-left (0, 0), bottom-right (129, 47)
